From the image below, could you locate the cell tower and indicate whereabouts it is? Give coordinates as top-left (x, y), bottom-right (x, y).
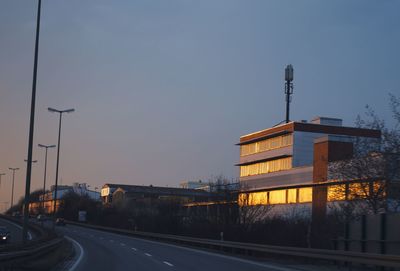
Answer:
top-left (284, 64), bottom-right (294, 123)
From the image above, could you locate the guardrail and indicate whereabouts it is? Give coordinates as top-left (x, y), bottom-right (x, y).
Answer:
top-left (67, 221), bottom-right (400, 268)
top-left (0, 215), bottom-right (64, 269)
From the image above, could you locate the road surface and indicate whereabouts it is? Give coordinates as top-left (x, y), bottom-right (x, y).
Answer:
top-left (59, 224), bottom-right (295, 271)
top-left (0, 218), bottom-right (24, 244)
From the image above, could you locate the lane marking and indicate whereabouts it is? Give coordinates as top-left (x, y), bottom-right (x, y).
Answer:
top-left (131, 247), bottom-right (137, 251)
top-left (65, 236), bottom-right (84, 271)
top-left (163, 261), bottom-right (174, 267)
top-left (66, 224), bottom-right (296, 271)
top-left (0, 218), bottom-right (33, 240)
top-left (145, 253), bottom-right (152, 257)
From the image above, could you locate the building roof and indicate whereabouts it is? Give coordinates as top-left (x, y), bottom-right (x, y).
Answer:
top-left (113, 184), bottom-right (212, 198)
top-left (238, 121), bottom-right (381, 145)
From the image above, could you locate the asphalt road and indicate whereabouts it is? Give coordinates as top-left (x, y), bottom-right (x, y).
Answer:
top-left (59, 225), bottom-right (295, 271)
top-left (0, 218), bottom-right (23, 244)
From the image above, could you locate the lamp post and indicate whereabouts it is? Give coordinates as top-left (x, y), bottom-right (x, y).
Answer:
top-left (48, 107), bottom-right (74, 226)
top-left (0, 173), bottom-right (5, 189)
top-left (22, 0), bottom-right (42, 244)
top-left (38, 144), bottom-right (56, 214)
top-left (8, 168), bottom-right (19, 209)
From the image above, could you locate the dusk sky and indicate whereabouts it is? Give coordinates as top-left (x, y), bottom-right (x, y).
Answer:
top-left (0, 0), bottom-right (399, 209)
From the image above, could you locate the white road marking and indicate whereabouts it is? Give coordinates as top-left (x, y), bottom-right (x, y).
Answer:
top-left (0, 219), bottom-right (33, 240)
top-left (120, 243), bottom-right (126, 246)
top-left (131, 247), bottom-right (137, 251)
top-left (163, 261), bottom-right (174, 267)
top-left (145, 253), bottom-right (152, 257)
top-left (67, 225), bottom-right (296, 271)
top-left (65, 236), bottom-right (84, 271)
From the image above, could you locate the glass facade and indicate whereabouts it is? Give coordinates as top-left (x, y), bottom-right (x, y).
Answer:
top-left (240, 134), bottom-right (293, 156)
top-left (240, 157), bottom-right (292, 177)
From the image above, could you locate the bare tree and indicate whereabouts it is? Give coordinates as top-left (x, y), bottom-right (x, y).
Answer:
top-left (329, 94), bottom-right (400, 214)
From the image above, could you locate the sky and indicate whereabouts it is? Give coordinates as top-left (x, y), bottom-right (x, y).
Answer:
top-left (0, 0), bottom-right (399, 210)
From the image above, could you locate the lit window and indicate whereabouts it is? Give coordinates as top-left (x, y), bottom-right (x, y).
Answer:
top-left (299, 187), bottom-right (312, 203)
top-left (328, 185), bottom-right (346, 201)
top-left (269, 190), bottom-right (286, 204)
top-left (349, 183), bottom-right (369, 200)
top-left (240, 157), bottom-right (292, 177)
top-left (238, 192), bottom-right (268, 206)
top-left (287, 189), bottom-right (297, 203)
top-left (240, 134), bottom-right (293, 156)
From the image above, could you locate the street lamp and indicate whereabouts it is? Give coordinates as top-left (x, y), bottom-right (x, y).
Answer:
top-left (24, 159), bottom-right (38, 163)
top-left (0, 173), bottom-right (5, 189)
top-left (8, 168), bottom-right (19, 209)
top-left (48, 107), bottom-right (74, 225)
top-left (22, 0), bottom-right (42, 243)
top-left (38, 144), bottom-right (56, 214)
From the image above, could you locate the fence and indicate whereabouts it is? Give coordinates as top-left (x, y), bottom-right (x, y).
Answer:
top-left (334, 213), bottom-right (400, 255)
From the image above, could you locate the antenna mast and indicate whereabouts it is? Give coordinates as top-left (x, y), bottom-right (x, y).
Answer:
top-left (284, 64), bottom-right (294, 123)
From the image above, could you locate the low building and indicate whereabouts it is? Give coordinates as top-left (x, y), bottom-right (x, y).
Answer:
top-left (29, 182), bottom-right (100, 214)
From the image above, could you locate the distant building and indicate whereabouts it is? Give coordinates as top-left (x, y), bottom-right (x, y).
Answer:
top-left (29, 182), bottom-right (100, 214)
top-left (101, 183), bottom-right (212, 205)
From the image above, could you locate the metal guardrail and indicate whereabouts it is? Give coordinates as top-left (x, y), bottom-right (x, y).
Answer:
top-left (0, 215), bottom-right (64, 268)
top-left (67, 221), bottom-right (400, 268)
top-left (0, 237), bottom-right (64, 263)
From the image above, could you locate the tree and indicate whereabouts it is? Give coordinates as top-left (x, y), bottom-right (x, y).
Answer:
top-left (329, 94), bottom-right (400, 215)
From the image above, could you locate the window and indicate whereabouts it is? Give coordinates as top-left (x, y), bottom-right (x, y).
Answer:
top-left (240, 157), bottom-right (292, 177)
top-left (240, 134), bottom-right (293, 156)
top-left (269, 190), bottom-right (286, 204)
top-left (298, 187), bottom-right (312, 203)
top-left (287, 189), bottom-right (297, 203)
top-left (327, 185), bottom-right (346, 201)
top-left (238, 192), bottom-right (268, 206)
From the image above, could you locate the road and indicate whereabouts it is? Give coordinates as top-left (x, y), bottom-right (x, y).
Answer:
top-left (59, 225), bottom-right (295, 271)
top-left (0, 218), bottom-right (34, 245)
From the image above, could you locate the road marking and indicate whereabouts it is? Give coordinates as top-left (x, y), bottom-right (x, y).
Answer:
top-left (163, 261), bottom-right (174, 267)
top-left (66, 225), bottom-right (296, 271)
top-left (131, 247), bottom-right (137, 251)
top-left (145, 253), bottom-right (152, 257)
top-left (0, 218), bottom-right (33, 240)
top-left (120, 243), bottom-right (126, 246)
top-left (65, 236), bottom-right (84, 271)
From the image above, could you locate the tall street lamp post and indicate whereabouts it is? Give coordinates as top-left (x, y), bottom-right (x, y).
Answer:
top-left (8, 168), bottom-right (19, 209)
top-left (23, 0), bottom-right (41, 244)
top-left (0, 173), bottom-right (5, 188)
top-left (48, 107), bottom-right (74, 227)
top-left (38, 144), bottom-right (56, 214)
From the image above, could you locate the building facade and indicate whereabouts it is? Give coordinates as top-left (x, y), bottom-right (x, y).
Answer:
top-left (237, 117), bottom-right (381, 208)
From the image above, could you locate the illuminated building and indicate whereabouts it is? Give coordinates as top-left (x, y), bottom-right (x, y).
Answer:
top-left (237, 116), bottom-right (381, 208)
